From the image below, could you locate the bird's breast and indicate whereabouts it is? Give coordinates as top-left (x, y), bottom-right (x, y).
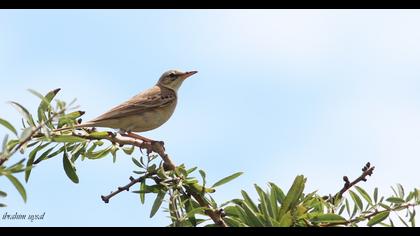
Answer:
top-left (130, 100), bottom-right (177, 132)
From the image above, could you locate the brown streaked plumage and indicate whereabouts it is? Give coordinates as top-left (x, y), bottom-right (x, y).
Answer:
top-left (56, 69), bottom-right (197, 133)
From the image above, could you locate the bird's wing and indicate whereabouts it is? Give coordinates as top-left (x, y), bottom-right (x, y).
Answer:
top-left (88, 86), bottom-right (176, 123)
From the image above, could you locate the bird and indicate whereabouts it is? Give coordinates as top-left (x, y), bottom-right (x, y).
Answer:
top-left (55, 69), bottom-right (197, 142)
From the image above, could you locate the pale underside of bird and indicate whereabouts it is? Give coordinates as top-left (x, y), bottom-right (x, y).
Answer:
top-left (57, 69), bottom-right (197, 136)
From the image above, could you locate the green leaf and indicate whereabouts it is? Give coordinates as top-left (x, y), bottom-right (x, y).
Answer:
top-left (110, 145), bottom-right (118, 163)
top-left (338, 205), bottom-right (345, 215)
top-left (208, 195), bottom-right (218, 209)
top-left (241, 190), bottom-right (259, 213)
top-left (2, 134), bottom-right (8, 154)
top-left (20, 127), bottom-right (33, 141)
top-left (379, 196), bottom-right (384, 203)
top-left (6, 158), bottom-right (25, 172)
top-left (122, 146), bottom-right (135, 155)
top-left (35, 88), bottom-right (60, 123)
top-left (156, 166), bottom-right (169, 179)
top-left (139, 179), bottom-right (145, 204)
top-left (350, 203), bottom-right (358, 219)
top-left (187, 166), bottom-right (197, 174)
top-left (133, 184), bottom-right (162, 194)
top-left (223, 205), bottom-right (240, 217)
top-left (183, 198), bottom-right (197, 226)
top-left (0, 191), bottom-right (7, 197)
top-left (242, 201), bottom-right (264, 226)
top-left (93, 140), bottom-right (104, 146)
top-left (132, 158), bottom-right (143, 168)
top-left (6, 139), bottom-right (19, 152)
top-left (386, 197), bottom-right (405, 204)
top-left (379, 202), bottom-right (391, 210)
top-left (349, 190), bottom-right (363, 211)
top-left (88, 131), bottom-right (110, 139)
top-left (25, 142), bottom-right (49, 182)
top-left (254, 184), bottom-right (274, 223)
top-left (224, 217), bottom-right (245, 227)
top-left (27, 140), bottom-right (40, 148)
top-left (199, 170), bottom-right (206, 189)
top-left (405, 191), bottom-right (414, 202)
top-left (7, 164), bottom-right (25, 174)
top-left (189, 183), bottom-right (215, 193)
top-left (51, 135), bottom-right (86, 143)
top-left (33, 146), bottom-right (56, 164)
top-left (0, 118), bottom-right (17, 136)
top-left (62, 151), bottom-right (79, 183)
top-left (185, 207), bottom-right (207, 219)
top-left (70, 143), bottom-right (85, 162)
top-left (269, 186), bottom-right (279, 220)
top-left (203, 224), bottom-right (217, 227)
top-left (409, 209), bottom-right (416, 227)
top-left (278, 175), bottom-right (306, 221)
top-left (278, 211), bottom-right (293, 227)
top-left (176, 165), bottom-right (188, 177)
top-left (231, 205), bottom-right (249, 225)
top-left (147, 164), bottom-right (157, 172)
top-left (150, 190), bottom-right (166, 218)
top-left (43, 88), bottom-right (61, 104)
top-left (269, 182), bottom-right (285, 205)
top-left (311, 213), bottom-right (347, 223)
top-left (391, 186), bottom-right (398, 197)
top-left (84, 147), bottom-right (110, 160)
top-left (6, 174), bottom-right (27, 202)
top-left (28, 89), bottom-right (55, 123)
top-left (397, 214), bottom-right (409, 227)
top-left (367, 211), bottom-right (390, 226)
top-left (9, 101), bottom-right (35, 127)
top-left (184, 178), bottom-right (198, 185)
top-left (355, 186), bottom-right (373, 206)
top-left (57, 111), bottom-right (85, 128)
top-left (211, 172), bottom-right (243, 188)
top-left (199, 169), bottom-right (206, 179)
top-left (396, 184), bottom-right (405, 199)
top-left (390, 218), bottom-right (395, 227)
top-left (373, 187), bottom-right (378, 204)
top-left (345, 198), bottom-right (351, 217)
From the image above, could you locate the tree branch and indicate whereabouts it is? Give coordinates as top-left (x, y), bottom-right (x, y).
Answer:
top-left (334, 162), bottom-right (375, 200)
top-left (75, 131), bottom-right (227, 227)
top-left (101, 173), bottom-right (153, 203)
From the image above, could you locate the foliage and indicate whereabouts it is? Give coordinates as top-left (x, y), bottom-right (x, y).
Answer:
top-left (222, 176), bottom-right (419, 227)
top-left (0, 88), bottom-right (419, 227)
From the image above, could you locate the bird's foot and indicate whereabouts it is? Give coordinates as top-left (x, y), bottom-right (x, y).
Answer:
top-left (123, 132), bottom-right (154, 143)
top-left (121, 132), bottom-right (165, 153)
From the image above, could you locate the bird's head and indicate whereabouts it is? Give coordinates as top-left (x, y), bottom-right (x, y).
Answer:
top-left (157, 69), bottom-right (197, 91)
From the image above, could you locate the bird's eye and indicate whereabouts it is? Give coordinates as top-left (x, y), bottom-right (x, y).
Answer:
top-left (169, 73), bottom-right (176, 80)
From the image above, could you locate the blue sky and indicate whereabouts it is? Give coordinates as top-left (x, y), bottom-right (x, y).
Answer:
top-left (0, 10), bottom-right (419, 226)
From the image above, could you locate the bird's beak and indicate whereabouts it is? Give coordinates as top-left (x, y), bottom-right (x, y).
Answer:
top-left (181, 71), bottom-right (198, 79)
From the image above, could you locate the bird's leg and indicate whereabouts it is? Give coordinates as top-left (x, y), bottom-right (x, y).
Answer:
top-left (119, 131), bottom-right (165, 153)
top-left (123, 131), bottom-right (155, 143)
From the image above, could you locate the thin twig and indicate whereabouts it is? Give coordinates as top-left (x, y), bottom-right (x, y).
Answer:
top-left (320, 203), bottom-right (417, 227)
top-left (0, 109), bottom-right (65, 166)
top-left (75, 131), bottom-right (227, 227)
top-left (101, 174), bottom-right (152, 203)
top-left (334, 162), bottom-right (375, 200)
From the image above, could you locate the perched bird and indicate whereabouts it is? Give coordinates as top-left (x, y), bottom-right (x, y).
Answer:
top-left (56, 69), bottom-right (197, 141)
